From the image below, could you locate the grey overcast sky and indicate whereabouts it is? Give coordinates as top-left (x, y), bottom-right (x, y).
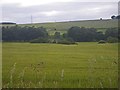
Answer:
top-left (1, 0), bottom-right (119, 24)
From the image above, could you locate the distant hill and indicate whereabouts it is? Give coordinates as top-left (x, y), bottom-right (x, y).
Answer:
top-left (1, 19), bottom-right (118, 35)
top-left (20, 19), bottom-right (118, 29)
top-left (20, 19), bottom-right (118, 35)
top-left (0, 22), bottom-right (16, 24)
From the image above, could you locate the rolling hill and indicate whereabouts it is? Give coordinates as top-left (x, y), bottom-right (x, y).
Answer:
top-left (1, 19), bottom-right (118, 35)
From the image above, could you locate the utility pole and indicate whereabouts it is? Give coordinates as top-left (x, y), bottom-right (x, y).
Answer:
top-left (31, 15), bottom-right (33, 24)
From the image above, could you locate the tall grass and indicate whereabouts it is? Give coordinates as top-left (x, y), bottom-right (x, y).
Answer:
top-left (2, 42), bottom-right (118, 88)
top-left (9, 63), bottom-right (16, 88)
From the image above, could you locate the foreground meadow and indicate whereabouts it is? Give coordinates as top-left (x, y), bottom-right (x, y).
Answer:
top-left (2, 42), bottom-right (118, 88)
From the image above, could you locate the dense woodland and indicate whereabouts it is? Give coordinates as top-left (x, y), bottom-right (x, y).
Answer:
top-left (2, 26), bottom-right (48, 42)
top-left (2, 25), bottom-right (119, 44)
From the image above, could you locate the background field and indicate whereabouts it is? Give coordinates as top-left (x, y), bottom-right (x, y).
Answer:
top-left (1, 19), bottom-right (118, 35)
top-left (19, 19), bottom-right (119, 35)
top-left (2, 42), bottom-right (118, 88)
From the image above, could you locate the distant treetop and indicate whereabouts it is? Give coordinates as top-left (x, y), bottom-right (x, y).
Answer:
top-left (111, 15), bottom-right (120, 19)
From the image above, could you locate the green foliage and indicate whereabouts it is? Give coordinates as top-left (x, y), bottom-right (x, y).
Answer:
top-left (49, 32), bottom-right (76, 45)
top-left (2, 24), bottom-right (119, 43)
top-left (30, 37), bottom-right (49, 43)
top-left (111, 15), bottom-right (120, 19)
top-left (111, 15), bottom-right (116, 19)
top-left (105, 28), bottom-right (118, 38)
top-left (67, 26), bottom-right (105, 42)
top-left (107, 36), bottom-right (118, 43)
top-left (57, 38), bottom-right (76, 45)
top-left (2, 26), bottom-right (48, 42)
top-left (95, 32), bottom-right (105, 41)
top-left (67, 27), bottom-right (119, 42)
top-left (54, 32), bottom-right (61, 39)
top-left (98, 40), bottom-right (106, 44)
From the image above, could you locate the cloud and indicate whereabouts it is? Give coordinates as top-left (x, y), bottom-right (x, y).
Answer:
top-left (41, 11), bottom-right (62, 16)
top-left (1, 0), bottom-right (74, 7)
top-left (1, 0), bottom-right (119, 7)
top-left (2, 2), bottom-right (118, 23)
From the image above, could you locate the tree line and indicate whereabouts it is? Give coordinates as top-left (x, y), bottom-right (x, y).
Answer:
top-left (2, 26), bottom-right (48, 42)
top-left (67, 26), bottom-right (119, 43)
top-left (2, 25), bottom-right (119, 44)
top-left (111, 15), bottom-right (120, 19)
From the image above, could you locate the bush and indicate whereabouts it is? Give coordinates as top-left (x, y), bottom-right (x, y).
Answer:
top-left (107, 36), bottom-right (118, 43)
top-left (30, 37), bottom-right (49, 43)
top-left (57, 38), bottom-right (76, 45)
top-left (98, 40), bottom-right (106, 44)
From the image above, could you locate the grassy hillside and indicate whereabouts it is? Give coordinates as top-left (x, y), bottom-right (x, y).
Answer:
top-left (2, 42), bottom-right (118, 88)
top-left (1, 19), bottom-right (118, 35)
top-left (20, 19), bottom-right (118, 28)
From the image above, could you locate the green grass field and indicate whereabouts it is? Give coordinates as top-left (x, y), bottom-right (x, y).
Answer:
top-left (2, 42), bottom-right (118, 88)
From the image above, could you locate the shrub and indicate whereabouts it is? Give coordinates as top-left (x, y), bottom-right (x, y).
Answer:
top-left (30, 37), bottom-right (49, 43)
top-left (57, 38), bottom-right (76, 45)
top-left (98, 40), bottom-right (106, 44)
